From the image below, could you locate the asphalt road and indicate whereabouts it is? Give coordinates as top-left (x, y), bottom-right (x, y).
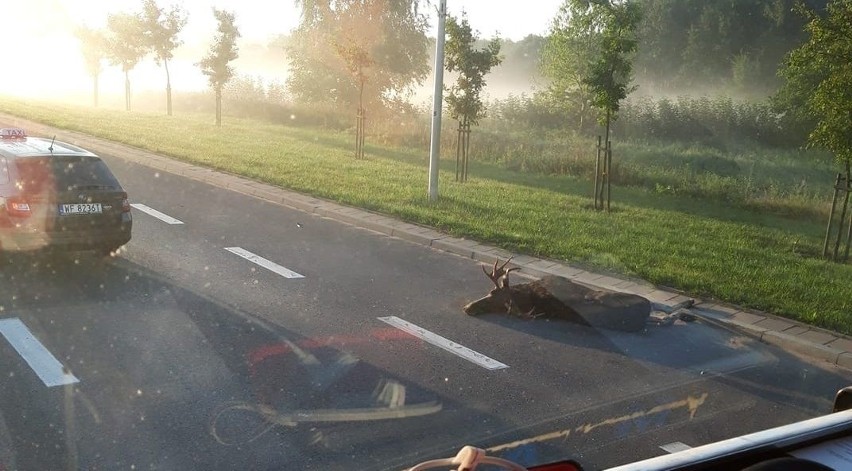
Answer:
top-left (0, 144), bottom-right (850, 470)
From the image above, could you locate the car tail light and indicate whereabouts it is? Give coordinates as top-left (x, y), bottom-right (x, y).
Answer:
top-left (121, 194), bottom-right (131, 213)
top-left (7, 198), bottom-right (31, 217)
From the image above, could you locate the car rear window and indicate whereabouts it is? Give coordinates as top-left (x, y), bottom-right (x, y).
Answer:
top-left (15, 156), bottom-right (119, 192)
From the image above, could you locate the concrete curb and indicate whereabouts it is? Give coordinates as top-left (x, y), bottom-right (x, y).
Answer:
top-left (4, 114), bottom-right (851, 370)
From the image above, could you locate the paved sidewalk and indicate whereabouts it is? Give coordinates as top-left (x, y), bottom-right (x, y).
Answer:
top-left (5, 113), bottom-right (852, 370)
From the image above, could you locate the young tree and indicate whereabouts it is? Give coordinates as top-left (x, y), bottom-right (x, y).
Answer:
top-left (585, 0), bottom-right (642, 146)
top-left (141, 0), bottom-right (188, 116)
top-left (543, 0), bottom-right (641, 210)
top-left (777, 0), bottom-right (852, 260)
top-left (444, 13), bottom-right (502, 181)
top-left (585, 0), bottom-right (642, 210)
top-left (540, 0), bottom-right (605, 132)
top-left (106, 12), bottom-right (149, 111)
top-left (75, 26), bottom-right (107, 107)
top-left (197, 8), bottom-right (240, 127)
top-left (287, 0), bottom-right (430, 114)
top-left (334, 40), bottom-right (374, 158)
top-left (327, 1), bottom-right (384, 158)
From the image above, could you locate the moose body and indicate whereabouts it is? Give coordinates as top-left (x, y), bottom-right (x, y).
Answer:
top-left (463, 259), bottom-right (652, 332)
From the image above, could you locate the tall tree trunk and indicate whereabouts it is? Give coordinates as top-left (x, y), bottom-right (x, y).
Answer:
top-left (215, 86), bottom-right (222, 127)
top-left (93, 74), bottom-right (99, 108)
top-left (124, 70), bottom-right (131, 112)
top-left (165, 59), bottom-right (173, 116)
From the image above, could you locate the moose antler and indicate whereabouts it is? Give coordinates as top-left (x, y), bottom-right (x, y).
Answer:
top-left (481, 257), bottom-right (518, 289)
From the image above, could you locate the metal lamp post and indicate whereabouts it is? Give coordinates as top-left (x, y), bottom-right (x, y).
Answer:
top-left (427, 0), bottom-right (447, 202)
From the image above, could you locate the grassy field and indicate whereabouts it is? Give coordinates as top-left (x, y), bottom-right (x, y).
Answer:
top-left (1, 97), bottom-right (850, 334)
top-left (375, 118), bottom-right (837, 222)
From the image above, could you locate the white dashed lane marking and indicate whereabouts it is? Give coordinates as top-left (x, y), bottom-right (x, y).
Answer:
top-left (378, 316), bottom-right (509, 370)
top-left (0, 318), bottom-right (79, 387)
top-left (130, 203), bottom-right (184, 225)
top-left (660, 441), bottom-right (692, 454)
top-left (224, 247), bottom-right (305, 279)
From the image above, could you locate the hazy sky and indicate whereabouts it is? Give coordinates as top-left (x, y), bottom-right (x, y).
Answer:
top-left (1, 0), bottom-right (562, 102)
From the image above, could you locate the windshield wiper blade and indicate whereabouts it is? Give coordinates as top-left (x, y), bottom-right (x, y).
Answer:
top-left (71, 184), bottom-right (116, 190)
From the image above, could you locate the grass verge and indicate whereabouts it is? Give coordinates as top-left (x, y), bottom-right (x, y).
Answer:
top-left (1, 98), bottom-right (850, 334)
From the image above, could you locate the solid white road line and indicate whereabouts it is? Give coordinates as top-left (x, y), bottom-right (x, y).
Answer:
top-left (377, 316), bottom-right (509, 370)
top-left (0, 318), bottom-right (79, 387)
top-left (224, 247), bottom-right (305, 279)
top-left (130, 203), bottom-right (184, 225)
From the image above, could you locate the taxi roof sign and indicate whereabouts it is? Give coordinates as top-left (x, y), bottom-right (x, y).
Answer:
top-left (0, 128), bottom-right (26, 139)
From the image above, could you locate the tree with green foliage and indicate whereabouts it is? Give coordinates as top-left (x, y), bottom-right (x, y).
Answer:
top-left (586, 0), bottom-right (641, 210)
top-left (334, 38), bottom-right (373, 158)
top-left (326, 1), bottom-right (385, 158)
top-left (105, 12), bottom-right (148, 111)
top-left (444, 13), bottom-right (502, 181)
top-left (540, 0), bottom-right (604, 132)
top-left (445, 14), bottom-right (502, 126)
top-left (779, 1), bottom-right (852, 171)
top-left (543, 0), bottom-right (641, 210)
top-left (778, 0), bottom-right (852, 260)
top-left (294, 0), bottom-right (429, 28)
top-left (141, 0), bottom-right (188, 116)
top-left (198, 9), bottom-right (240, 127)
top-left (287, 0), bottom-right (430, 115)
top-left (75, 26), bottom-right (108, 108)
top-left (585, 0), bottom-right (642, 145)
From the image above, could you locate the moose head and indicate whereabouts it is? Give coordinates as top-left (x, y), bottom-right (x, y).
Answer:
top-left (463, 258), bottom-right (526, 316)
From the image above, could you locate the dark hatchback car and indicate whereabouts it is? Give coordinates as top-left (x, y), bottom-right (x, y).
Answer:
top-left (0, 128), bottom-right (131, 255)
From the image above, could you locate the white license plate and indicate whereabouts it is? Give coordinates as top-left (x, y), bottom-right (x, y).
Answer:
top-left (59, 203), bottom-right (103, 215)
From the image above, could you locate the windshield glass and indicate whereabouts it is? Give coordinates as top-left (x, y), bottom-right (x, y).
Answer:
top-left (0, 1), bottom-right (851, 471)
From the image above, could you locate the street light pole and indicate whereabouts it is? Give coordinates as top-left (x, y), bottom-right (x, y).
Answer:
top-left (427, 0), bottom-right (447, 202)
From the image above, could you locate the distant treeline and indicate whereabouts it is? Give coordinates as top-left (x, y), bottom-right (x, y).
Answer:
top-left (469, 0), bottom-right (830, 98)
top-left (634, 0), bottom-right (828, 96)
